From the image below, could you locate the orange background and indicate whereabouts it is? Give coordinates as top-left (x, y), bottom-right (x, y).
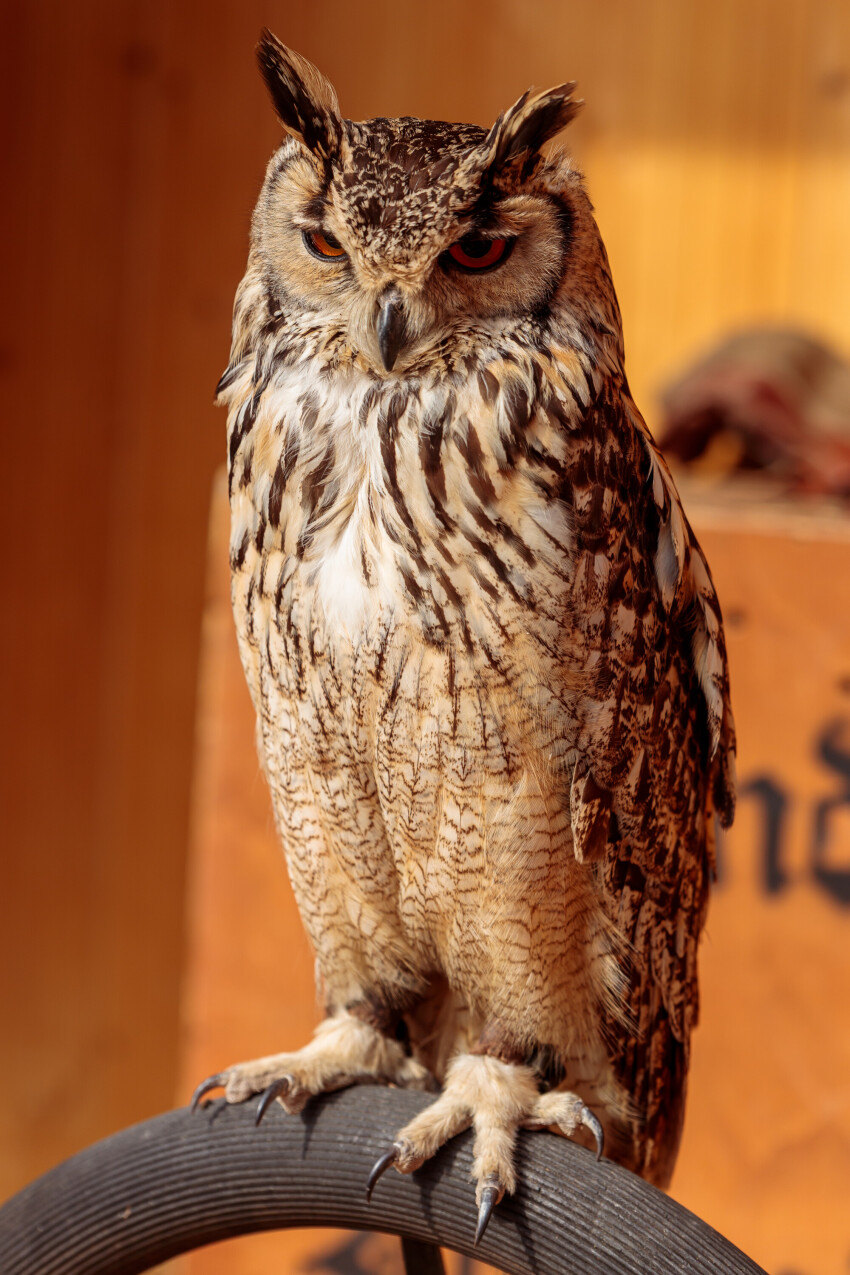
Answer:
top-left (2, 2), bottom-right (850, 1273)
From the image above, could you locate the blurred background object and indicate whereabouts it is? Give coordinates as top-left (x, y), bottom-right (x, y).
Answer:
top-left (659, 328), bottom-right (850, 496)
top-left (2, 1), bottom-right (849, 1273)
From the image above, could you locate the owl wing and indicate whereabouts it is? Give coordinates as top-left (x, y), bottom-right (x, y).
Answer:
top-left (567, 382), bottom-right (736, 1187)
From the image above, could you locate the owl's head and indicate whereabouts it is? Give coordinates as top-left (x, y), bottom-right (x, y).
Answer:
top-left (249, 31), bottom-right (607, 378)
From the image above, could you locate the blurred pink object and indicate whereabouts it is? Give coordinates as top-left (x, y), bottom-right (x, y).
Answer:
top-left (658, 328), bottom-right (850, 497)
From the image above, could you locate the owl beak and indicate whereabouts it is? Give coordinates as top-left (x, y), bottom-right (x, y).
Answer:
top-left (376, 291), bottom-right (407, 372)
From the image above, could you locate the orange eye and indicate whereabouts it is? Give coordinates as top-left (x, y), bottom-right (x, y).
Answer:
top-left (303, 229), bottom-right (347, 260)
top-left (446, 235), bottom-right (511, 272)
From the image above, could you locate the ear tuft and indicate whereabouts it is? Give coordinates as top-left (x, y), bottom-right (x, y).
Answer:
top-left (450, 81), bottom-right (581, 207)
top-left (487, 83), bottom-right (582, 173)
top-left (256, 30), bottom-right (342, 159)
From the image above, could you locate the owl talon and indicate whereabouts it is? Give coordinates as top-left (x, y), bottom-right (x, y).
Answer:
top-left (365, 1145), bottom-right (399, 1202)
top-left (579, 1103), bottom-right (605, 1161)
top-left (255, 1074), bottom-right (294, 1125)
top-left (474, 1176), bottom-right (502, 1247)
top-left (190, 1073), bottom-right (225, 1112)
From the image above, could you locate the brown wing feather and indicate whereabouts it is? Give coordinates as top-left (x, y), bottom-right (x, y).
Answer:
top-left (570, 386), bottom-right (735, 1186)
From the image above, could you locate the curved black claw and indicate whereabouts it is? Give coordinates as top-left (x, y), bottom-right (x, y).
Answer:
top-left (365, 1145), bottom-right (398, 1202)
top-left (474, 1180), bottom-right (501, 1247)
top-left (255, 1075), bottom-right (293, 1125)
top-left (580, 1103), bottom-right (605, 1161)
top-left (190, 1073), bottom-right (225, 1113)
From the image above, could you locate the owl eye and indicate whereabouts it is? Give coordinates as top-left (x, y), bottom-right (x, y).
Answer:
top-left (445, 235), bottom-right (512, 272)
top-left (303, 229), bottom-right (347, 260)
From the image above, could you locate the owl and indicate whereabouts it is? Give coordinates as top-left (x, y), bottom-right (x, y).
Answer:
top-left (194, 30), bottom-right (736, 1242)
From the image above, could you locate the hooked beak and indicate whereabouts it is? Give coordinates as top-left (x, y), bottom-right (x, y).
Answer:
top-left (376, 291), bottom-right (407, 372)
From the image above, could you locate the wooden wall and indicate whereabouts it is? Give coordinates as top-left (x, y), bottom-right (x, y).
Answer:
top-left (2, 0), bottom-right (848, 1265)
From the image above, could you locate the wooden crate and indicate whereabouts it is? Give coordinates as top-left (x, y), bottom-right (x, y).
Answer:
top-left (177, 475), bottom-right (850, 1275)
top-left (672, 481), bottom-right (850, 1275)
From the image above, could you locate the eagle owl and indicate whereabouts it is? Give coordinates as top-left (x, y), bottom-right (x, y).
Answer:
top-left (195, 30), bottom-right (736, 1240)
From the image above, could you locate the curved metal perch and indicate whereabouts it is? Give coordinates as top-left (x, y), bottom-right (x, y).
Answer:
top-left (0, 1085), bottom-right (766, 1275)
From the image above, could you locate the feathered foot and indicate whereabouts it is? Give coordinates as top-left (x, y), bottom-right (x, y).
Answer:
top-left (365, 1054), bottom-right (603, 1245)
top-left (191, 1012), bottom-right (433, 1119)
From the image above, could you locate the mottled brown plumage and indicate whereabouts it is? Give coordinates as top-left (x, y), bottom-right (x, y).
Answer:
top-left (199, 31), bottom-right (736, 1225)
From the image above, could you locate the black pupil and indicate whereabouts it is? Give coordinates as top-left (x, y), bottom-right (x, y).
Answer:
top-left (459, 236), bottom-right (493, 258)
top-left (321, 230), bottom-right (341, 250)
